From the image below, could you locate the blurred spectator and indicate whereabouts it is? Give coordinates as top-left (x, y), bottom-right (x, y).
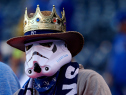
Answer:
top-left (0, 41), bottom-right (13, 63)
top-left (9, 49), bottom-right (24, 78)
top-left (8, 48), bottom-right (29, 86)
top-left (107, 10), bottom-right (126, 95)
top-left (0, 62), bottom-right (20, 94)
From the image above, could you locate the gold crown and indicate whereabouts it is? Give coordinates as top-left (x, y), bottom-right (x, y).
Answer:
top-left (24, 5), bottom-right (66, 33)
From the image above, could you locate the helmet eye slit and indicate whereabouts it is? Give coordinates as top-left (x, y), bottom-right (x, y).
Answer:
top-left (25, 44), bottom-right (33, 51)
top-left (39, 42), bottom-right (53, 48)
top-left (64, 43), bottom-right (67, 47)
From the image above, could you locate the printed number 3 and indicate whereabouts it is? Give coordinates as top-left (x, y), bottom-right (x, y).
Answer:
top-left (65, 65), bottom-right (79, 79)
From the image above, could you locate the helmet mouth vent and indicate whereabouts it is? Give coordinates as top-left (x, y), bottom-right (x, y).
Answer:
top-left (34, 62), bottom-right (41, 73)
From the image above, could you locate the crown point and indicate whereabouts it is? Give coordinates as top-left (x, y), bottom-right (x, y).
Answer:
top-left (63, 7), bottom-right (64, 10)
top-left (24, 5), bottom-right (66, 33)
top-left (26, 7), bottom-right (27, 10)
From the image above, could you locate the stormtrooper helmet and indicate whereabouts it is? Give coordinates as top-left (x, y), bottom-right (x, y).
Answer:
top-left (25, 40), bottom-right (72, 78)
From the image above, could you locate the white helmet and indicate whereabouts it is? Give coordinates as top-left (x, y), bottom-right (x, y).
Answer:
top-left (25, 40), bottom-right (72, 78)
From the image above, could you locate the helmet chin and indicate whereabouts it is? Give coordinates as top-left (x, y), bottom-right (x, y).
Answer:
top-left (25, 40), bottom-right (72, 78)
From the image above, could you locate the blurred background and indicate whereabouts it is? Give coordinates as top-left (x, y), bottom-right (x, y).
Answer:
top-left (0, 0), bottom-right (126, 94)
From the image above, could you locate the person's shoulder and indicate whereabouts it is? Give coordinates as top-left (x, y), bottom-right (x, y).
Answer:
top-left (0, 62), bottom-right (21, 94)
top-left (0, 61), bottom-right (18, 80)
top-left (0, 61), bottom-right (19, 85)
top-left (0, 62), bottom-right (13, 72)
top-left (78, 68), bottom-right (101, 79)
top-left (78, 64), bottom-right (99, 78)
top-left (77, 65), bottom-right (111, 95)
top-left (78, 64), bottom-right (103, 80)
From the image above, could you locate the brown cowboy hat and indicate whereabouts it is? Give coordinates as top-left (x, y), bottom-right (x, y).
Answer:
top-left (7, 6), bottom-right (84, 57)
top-left (7, 31), bottom-right (84, 57)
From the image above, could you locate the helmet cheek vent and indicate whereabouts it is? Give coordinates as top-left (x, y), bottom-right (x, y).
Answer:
top-left (28, 69), bottom-right (32, 74)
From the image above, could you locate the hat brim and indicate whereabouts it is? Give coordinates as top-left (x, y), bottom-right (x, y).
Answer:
top-left (7, 31), bottom-right (84, 57)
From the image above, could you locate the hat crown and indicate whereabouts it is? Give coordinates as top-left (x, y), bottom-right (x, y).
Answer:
top-left (24, 5), bottom-right (66, 33)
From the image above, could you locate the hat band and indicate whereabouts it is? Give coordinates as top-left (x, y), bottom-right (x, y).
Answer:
top-left (24, 30), bottom-right (62, 36)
